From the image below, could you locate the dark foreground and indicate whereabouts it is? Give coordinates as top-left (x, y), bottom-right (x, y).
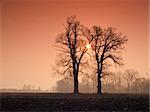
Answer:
top-left (0, 93), bottom-right (149, 111)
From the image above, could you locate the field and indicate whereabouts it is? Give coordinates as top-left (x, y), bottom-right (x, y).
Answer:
top-left (0, 93), bottom-right (149, 111)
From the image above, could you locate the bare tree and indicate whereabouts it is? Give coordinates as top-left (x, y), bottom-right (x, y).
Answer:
top-left (56, 77), bottom-right (73, 93)
top-left (123, 69), bottom-right (138, 92)
top-left (88, 26), bottom-right (127, 94)
top-left (103, 72), bottom-right (122, 93)
top-left (55, 16), bottom-right (92, 94)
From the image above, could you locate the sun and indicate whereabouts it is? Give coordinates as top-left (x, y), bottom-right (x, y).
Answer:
top-left (86, 44), bottom-right (91, 49)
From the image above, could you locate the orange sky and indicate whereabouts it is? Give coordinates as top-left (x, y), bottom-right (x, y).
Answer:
top-left (0, 0), bottom-right (149, 90)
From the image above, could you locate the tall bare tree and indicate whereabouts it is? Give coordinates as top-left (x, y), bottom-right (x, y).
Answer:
top-left (88, 26), bottom-right (127, 94)
top-left (55, 16), bottom-right (92, 94)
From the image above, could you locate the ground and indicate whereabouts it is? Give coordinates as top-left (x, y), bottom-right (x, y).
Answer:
top-left (0, 93), bottom-right (149, 111)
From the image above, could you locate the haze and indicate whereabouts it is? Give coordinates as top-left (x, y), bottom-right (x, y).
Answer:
top-left (0, 0), bottom-right (149, 90)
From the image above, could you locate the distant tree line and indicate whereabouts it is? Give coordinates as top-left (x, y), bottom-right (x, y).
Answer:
top-left (0, 85), bottom-right (49, 93)
top-left (53, 69), bottom-right (149, 94)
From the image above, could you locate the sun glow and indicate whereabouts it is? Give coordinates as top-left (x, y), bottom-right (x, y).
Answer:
top-left (86, 44), bottom-right (91, 50)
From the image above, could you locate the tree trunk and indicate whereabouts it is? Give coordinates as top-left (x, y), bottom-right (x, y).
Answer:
top-left (97, 63), bottom-right (102, 94)
top-left (73, 63), bottom-right (79, 94)
top-left (128, 83), bottom-right (130, 93)
top-left (93, 79), bottom-right (95, 93)
top-left (97, 75), bottom-right (102, 94)
top-left (74, 74), bottom-right (78, 94)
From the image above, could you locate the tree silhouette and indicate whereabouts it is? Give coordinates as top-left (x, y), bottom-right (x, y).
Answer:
top-left (55, 16), bottom-right (92, 94)
top-left (123, 69), bottom-right (138, 92)
top-left (88, 26), bottom-right (127, 94)
top-left (55, 16), bottom-right (127, 94)
top-left (103, 72), bottom-right (122, 93)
